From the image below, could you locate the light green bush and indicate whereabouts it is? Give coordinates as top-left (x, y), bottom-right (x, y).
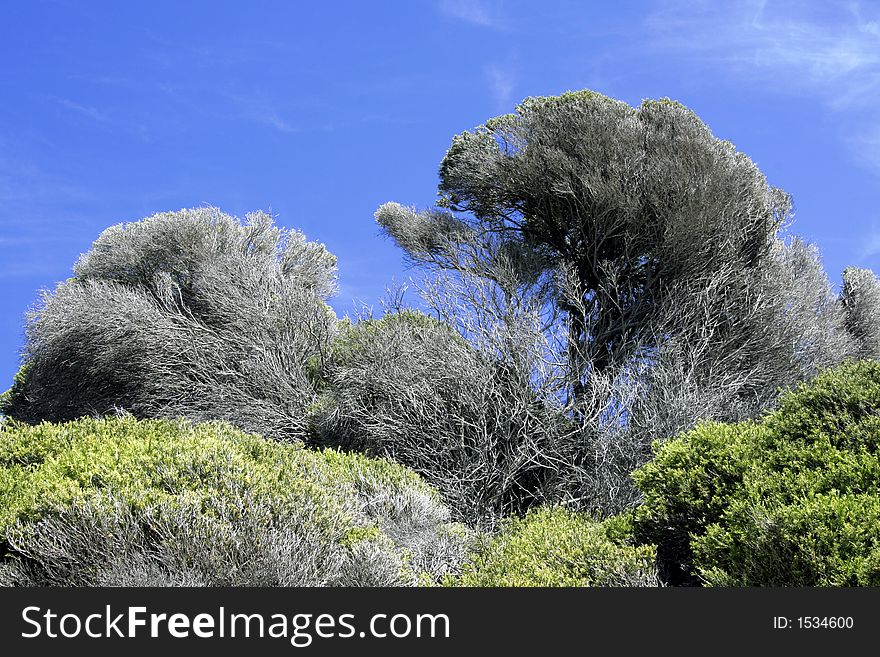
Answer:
top-left (446, 506), bottom-right (658, 587)
top-left (632, 359), bottom-right (880, 586)
top-left (0, 416), bottom-right (470, 586)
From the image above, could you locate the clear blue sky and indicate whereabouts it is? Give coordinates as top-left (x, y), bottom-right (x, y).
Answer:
top-left (2, 0), bottom-right (879, 387)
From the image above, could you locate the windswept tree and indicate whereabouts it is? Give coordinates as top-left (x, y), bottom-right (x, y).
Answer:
top-left (3, 208), bottom-right (337, 441)
top-left (376, 91), bottom-right (795, 413)
top-left (375, 91), bottom-right (862, 511)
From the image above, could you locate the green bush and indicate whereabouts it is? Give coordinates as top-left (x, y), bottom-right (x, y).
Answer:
top-left (0, 416), bottom-right (470, 586)
top-left (632, 359), bottom-right (880, 586)
top-left (446, 506), bottom-right (658, 587)
top-left (0, 362), bottom-right (29, 417)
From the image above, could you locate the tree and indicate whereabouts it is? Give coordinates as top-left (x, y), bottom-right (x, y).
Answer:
top-left (639, 236), bottom-right (854, 427)
top-left (3, 208), bottom-right (337, 441)
top-left (376, 91), bottom-right (791, 417)
top-left (376, 91), bottom-right (864, 513)
top-left (841, 266), bottom-right (880, 360)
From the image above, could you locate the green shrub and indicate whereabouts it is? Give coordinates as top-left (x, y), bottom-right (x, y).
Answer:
top-left (0, 416), bottom-right (470, 586)
top-left (446, 506), bottom-right (658, 587)
top-left (632, 359), bottom-right (880, 586)
top-left (0, 362), bottom-right (30, 417)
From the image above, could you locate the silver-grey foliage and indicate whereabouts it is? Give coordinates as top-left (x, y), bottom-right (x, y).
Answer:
top-left (377, 93), bottom-right (789, 392)
top-left (373, 90), bottom-right (871, 515)
top-left (0, 488), bottom-right (473, 587)
top-left (5, 208), bottom-right (337, 440)
top-left (1, 494), bottom-right (343, 587)
top-left (309, 310), bottom-right (573, 526)
top-left (759, 238), bottom-right (853, 379)
top-left (841, 266), bottom-right (880, 360)
top-left (569, 236), bottom-right (857, 512)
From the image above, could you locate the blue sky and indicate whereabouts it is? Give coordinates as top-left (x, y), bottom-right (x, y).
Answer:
top-left (1, 0), bottom-right (879, 387)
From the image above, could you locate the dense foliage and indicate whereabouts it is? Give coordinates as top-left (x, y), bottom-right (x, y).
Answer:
top-left (2, 89), bottom-right (880, 588)
top-left (2, 208), bottom-right (337, 441)
top-left (447, 506), bottom-right (657, 587)
top-left (632, 360), bottom-right (880, 586)
top-left (841, 267), bottom-right (880, 360)
top-left (0, 416), bottom-right (469, 586)
top-left (376, 91), bottom-right (864, 514)
top-left (308, 310), bottom-right (572, 525)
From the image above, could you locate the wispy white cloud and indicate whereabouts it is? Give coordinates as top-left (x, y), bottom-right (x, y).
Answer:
top-left (848, 123), bottom-right (880, 171)
top-left (438, 0), bottom-right (506, 29)
top-left (646, 0), bottom-right (880, 171)
top-left (0, 261), bottom-right (69, 280)
top-left (142, 28), bottom-right (300, 69)
top-left (151, 85), bottom-right (299, 135)
top-left (248, 107), bottom-right (297, 133)
top-left (0, 236), bottom-right (39, 246)
top-left (44, 95), bottom-right (154, 142)
top-left (647, 0), bottom-right (880, 102)
top-left (0, 157), bottom-right (93, 205)
top-left (50, 97), bottom-right (110, 123)
top-left (855, 219), bottom-right (880, 266)
top-left (227, 95), bottom-right (298, 134)
top-left (485, 63), bottom-right (516, 108)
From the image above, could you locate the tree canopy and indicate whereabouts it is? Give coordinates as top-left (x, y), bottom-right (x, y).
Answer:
top-left (378, 92), bottom-right (790, 379)
top-left (376, 91), bottom-right (857, 422)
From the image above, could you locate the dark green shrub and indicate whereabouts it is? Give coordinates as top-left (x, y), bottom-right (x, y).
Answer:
top-left (0, 363), bottom-right (29, 417)
top-left (445, 506), bottom-right (658, 587)
top-left (632, 359), bottom-right (880, 586)
top-left (0, 416), bottom-right (470, 586)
